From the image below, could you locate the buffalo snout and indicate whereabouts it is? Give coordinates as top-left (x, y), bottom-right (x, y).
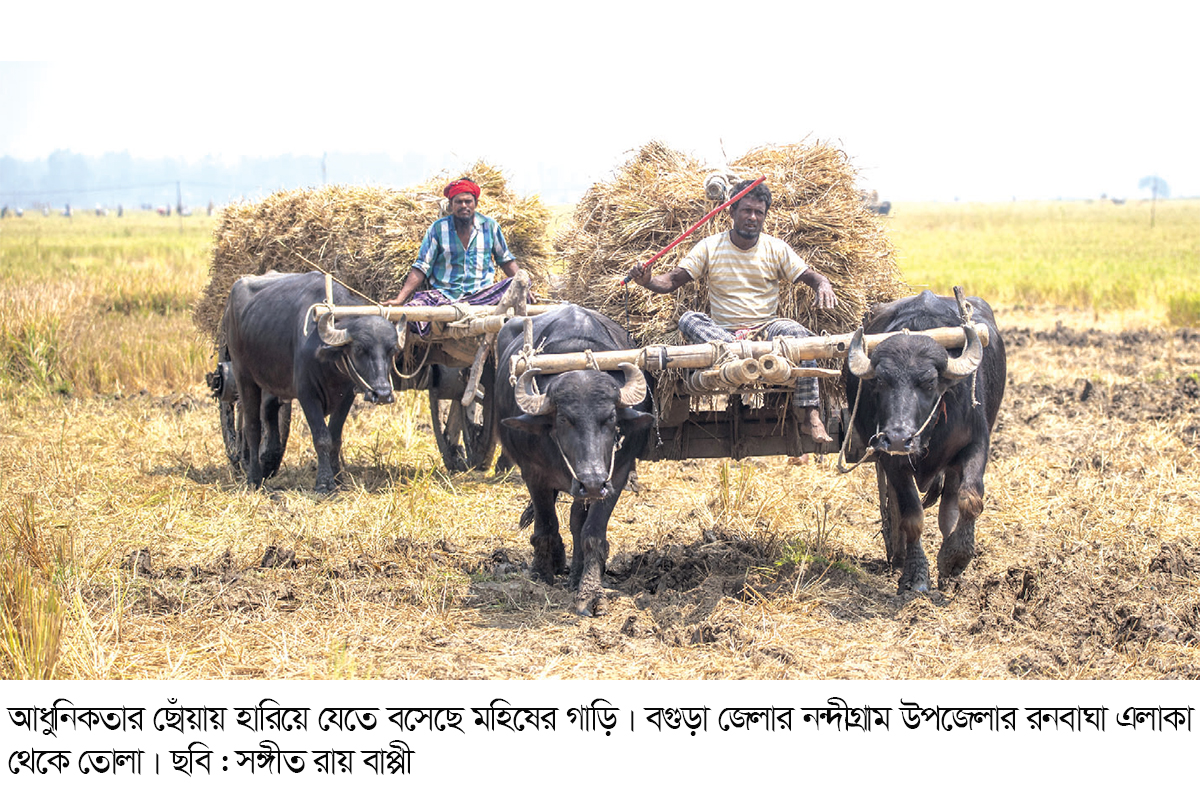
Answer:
top-left (571, 477), bottom-right (613, 503)
top-left (363, 387), bottom-right (396, 405)
top-left (871, 426), bottom-right (920, 455)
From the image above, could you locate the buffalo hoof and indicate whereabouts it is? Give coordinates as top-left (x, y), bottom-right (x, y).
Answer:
top-left (898, 550), bottom-right (930, 594)
top-left (575, 590), bottom-right (607, 618)
top-left (937, 531), bottom-right (976, 581)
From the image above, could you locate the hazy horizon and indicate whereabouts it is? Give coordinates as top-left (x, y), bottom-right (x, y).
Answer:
top-left (3, 2), bottom-right (1196, 205)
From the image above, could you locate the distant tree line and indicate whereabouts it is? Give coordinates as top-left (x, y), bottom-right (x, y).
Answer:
top-left (0, 150), bottom-right (446, 211)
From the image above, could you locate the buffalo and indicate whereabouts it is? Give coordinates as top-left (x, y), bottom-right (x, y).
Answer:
top-left (843, 290), bottom-right (1006, 593)
top-left (496, 304), bottom-right (654, 616)
top-left (222, 271), bottom-right (404, 492)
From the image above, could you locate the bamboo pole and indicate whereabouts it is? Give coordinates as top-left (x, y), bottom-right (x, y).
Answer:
top-left (313, 302), bottom-right (563, 323)
top-left (511, 324), bottom-right (991, 376)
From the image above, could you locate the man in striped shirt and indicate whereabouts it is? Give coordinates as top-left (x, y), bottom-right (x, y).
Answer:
top-left (383, 177), bottom-right (522, 309)
top-left (629, 179), bottom-right (837, 443)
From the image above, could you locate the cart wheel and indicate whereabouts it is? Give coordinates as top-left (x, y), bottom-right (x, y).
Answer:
top-left (219, 396), bottom-right (292, 479)
top-left (214, 346), bottom-right (291, 479)
top-left (429, 359), bottom-right (499, 473)
top-left (876, 462), bottom-right (904, 569)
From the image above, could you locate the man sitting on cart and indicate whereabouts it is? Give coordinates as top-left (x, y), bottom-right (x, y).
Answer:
top-left (629, 178), bottom-right (837, 443)
top-left (382, 177), bottom-right (524, 333)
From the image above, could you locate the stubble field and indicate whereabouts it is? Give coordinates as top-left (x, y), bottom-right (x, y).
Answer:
top-left (1, 202), bottom-right (1197, 680)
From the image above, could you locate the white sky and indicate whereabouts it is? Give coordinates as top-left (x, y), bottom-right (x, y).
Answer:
top-left (2, 0), bottom-right (1196, 202)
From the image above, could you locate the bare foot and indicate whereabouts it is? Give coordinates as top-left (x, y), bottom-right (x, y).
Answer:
top-left (798, 407), bottom-right (833, 443)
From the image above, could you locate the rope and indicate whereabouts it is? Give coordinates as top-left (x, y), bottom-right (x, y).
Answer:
top-left (837, 376), bottom-right (875, 473)
top-left (394, 341), bottom-right (433, 380)
top-left (551, 428), bottom-right (623, 497)
top-left (338, 352), bottom-right (390, 398)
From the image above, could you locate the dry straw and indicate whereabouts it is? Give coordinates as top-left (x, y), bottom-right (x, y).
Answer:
top-left (556, 140), bottom-right (908, 347)
top-left (192, 162), bottom-right (552, 344)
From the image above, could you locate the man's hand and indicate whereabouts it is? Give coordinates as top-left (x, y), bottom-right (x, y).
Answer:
top-left (803, 270), bottom-right (838, 309)
top-left (382, 268), bottom-right (427, 307)
top-left (626, 262), bottom-right (650, 287)
top-left (814, 277), bottom-right (837, 309)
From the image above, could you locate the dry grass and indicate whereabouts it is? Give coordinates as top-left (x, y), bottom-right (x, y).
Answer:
top-left (555, 140), bottom-right (907, 346)
top-left (192, 162), bottom-right (553, 344)
top-left (2, 305), bottom-right (1197, 679)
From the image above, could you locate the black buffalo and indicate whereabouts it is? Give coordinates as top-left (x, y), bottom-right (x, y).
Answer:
top-left (496, 304), bottom-right (654, 616)
top-left (222, 271), bottom-right (403, 492)
top-left (843, 290), bottom-right (1006, 593)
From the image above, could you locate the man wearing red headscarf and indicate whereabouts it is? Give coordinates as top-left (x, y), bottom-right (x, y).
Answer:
top-left (382, 177), bottom-right (522, 309)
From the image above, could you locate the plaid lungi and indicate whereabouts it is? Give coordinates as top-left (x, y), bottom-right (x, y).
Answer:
top-left (405, 277), bottom-right (530, 337)
top-left (677, 311), bottom-right (820, 408)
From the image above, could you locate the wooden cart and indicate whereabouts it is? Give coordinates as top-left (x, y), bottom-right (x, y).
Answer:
top-left (506, 321), bottom-right (989, 464)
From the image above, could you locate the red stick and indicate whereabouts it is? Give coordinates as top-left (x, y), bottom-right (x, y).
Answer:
top-left (621, 175), bottom-right (767, 285)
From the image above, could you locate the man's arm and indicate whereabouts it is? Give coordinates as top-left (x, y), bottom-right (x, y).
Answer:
top-left (382, 268), bottom-right (427, 306)
top-left (629, 264), bottom-right (693, 295)
top-left (798, 268), bottom-right (837, 309)
top-left (498, 259), bottom-right (520, 278)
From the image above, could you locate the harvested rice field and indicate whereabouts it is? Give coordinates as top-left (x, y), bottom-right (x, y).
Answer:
top-left (3, 305), bottom-right (1197, 680)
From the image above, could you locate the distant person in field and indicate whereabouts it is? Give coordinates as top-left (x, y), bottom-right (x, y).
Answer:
top-left (629, 178), bottom-right (838, 443)
top-left (382, 178), bottom-right (524, 329)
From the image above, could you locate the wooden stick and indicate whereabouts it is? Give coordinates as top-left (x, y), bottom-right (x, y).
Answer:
top-left (312, 302), bottom-right (562, 323)
top-left (461, 271), bottom-right (531, 409)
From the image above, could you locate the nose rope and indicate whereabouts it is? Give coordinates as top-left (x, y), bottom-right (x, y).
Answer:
top-left (837, 376), bottom-right (875, 473)
top-left (338, 353), bottom-right (391, 398)
top-left (552, 431), bottom-right (623, 494)
top-left (911, 391), bottom-right (947, 442)
top-left (837, 380), bottom-right (946, 473)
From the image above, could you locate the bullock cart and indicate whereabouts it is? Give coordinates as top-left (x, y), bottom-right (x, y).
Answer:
top-left (208, 271), bottom-right (561, 477)
top-left (505, 317), bottom-right (990, 465)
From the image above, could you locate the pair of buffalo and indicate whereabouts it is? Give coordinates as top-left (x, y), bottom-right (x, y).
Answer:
top-left (219, 271), bottom-right (1005, 615)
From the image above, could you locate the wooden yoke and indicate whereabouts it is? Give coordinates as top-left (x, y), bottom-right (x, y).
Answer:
top-left (510, 324), bottom-right (991, 379)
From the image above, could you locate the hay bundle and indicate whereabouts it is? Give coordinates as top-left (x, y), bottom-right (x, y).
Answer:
top-left (556, 140), bottom-right (907, 347)
top-left (193, 162), bottom-right (551, 343)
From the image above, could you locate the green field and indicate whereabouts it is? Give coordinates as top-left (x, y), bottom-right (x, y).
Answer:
top-left (886, 200), bottom-right (1200, 322)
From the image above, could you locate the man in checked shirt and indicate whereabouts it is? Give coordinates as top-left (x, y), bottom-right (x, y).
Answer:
top-left (383, 177), bottom-right (523, 319)
top-left (629, 178), bottom-right (837, 443)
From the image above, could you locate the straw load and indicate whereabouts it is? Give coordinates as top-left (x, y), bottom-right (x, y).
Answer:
top-left (193, 162), bottom-right (552, 344)
top-left (556, 140), bottom-right (907, 348)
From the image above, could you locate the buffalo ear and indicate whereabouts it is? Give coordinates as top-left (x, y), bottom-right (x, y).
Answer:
top-left (937, 369), bottom-right (976, 394)
top-left (314, 343), bottom-right (348, 362)
top-left (618, 409), bottom-right (655, 430)
top-left (501, 414), bottom-right (552, 434)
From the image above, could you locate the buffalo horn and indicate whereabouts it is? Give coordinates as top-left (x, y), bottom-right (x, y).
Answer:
top-left (514, 369), bottom-right (552, 416)
top-left (616, 362), bottom-right (648, 407)
top-left (942, 323), bottom-right (984, 380)
top-left (317, 312), bottom-right (352, 346)
top-left (847, 328), bottom-right (875, 379)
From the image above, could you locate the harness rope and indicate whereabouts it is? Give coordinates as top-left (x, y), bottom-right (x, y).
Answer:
top-left (837, 378), bottom-right (949, 474)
